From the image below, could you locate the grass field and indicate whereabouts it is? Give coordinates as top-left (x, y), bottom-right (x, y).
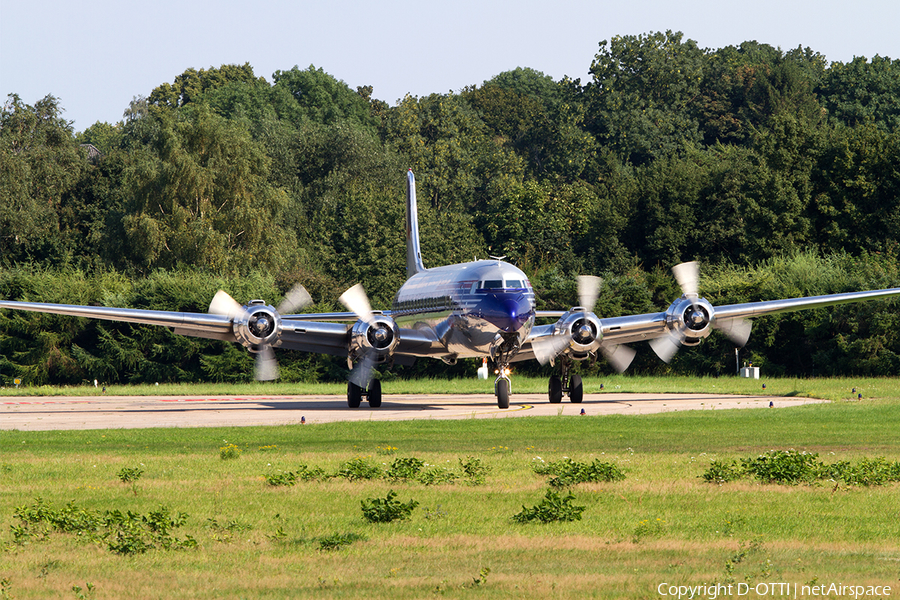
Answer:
top-left (1, 376), bottom-right (899, 599)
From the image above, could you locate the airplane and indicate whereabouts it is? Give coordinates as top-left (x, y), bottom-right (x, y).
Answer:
top-left (2, 169), bottom-right (900, 409)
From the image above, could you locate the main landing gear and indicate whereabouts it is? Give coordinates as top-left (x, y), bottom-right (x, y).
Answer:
top-left (347, 379), bottom-right (382, 408)
top-left (548, 356), bottom-right (583, 404)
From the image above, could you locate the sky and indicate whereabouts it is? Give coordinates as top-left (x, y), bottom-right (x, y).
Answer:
top-left (2, 0), bottom-right (899, 132)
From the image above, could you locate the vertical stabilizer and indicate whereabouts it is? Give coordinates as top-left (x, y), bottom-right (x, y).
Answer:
top-left (406, 169), bottom-right (426, 276)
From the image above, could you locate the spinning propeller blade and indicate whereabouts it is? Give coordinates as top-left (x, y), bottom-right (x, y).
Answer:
top-left (339, 283), bottom-right (375, 324)
top-left (600, 343), bottom-right (637, 373)
top-left (277, 283), bottom-right (312, 314)
top-left (577, 275), bottom-right (601, 311)
top-left (209, 290), bottom-right (246, 319)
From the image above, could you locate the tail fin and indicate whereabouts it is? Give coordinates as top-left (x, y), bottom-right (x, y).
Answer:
top-left (406, 169), bottom-right (426, 277)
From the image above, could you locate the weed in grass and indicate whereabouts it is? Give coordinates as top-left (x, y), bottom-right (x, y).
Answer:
top-left (512, 489), bottom-right (585, 523)
top-left (336, 457), bottom-right (382, 481)
top-left (116, 466), bottom-right (144, 483)
top-left (468, 567), bottom-right (490, 588)
top-left (296, 464), bottom-right (328, 481)
top-left (360, 490), bottom-right (418, 523)
top-left (71, 582), bottom-right (95, 600)
top-left (376, 445), bottom-right (398, 455)
top-left (13, 498), bottom-right (196, 555)
top-left (267, 527), bottom-right (288, 542)
top-left (532, 457), bottom-right (625, 487)
top-left (258, 445), bottom-right (278, 452)
top-left (264, 471), bottom-right (298, 487)
top-left (219, 444), bottom-right (242, 460)
top-left (316, 532), bottom-right (366, 551)
top-left (385, 457), bottom-right (425, 481)
top-left (205, 518), bottom-right (252, 543)
top-left (459, 456), bottom-right (489, 485)
top-left (632, 518), bottom-right (665, 543)
top-left (423, 505), bottom-right (447, 520)
top-left (1, 578), bottom-right (12, 600)
top-left (700, 450), bottom-right (900, 486)
top-left (418, 464), bottom-right (459, 485)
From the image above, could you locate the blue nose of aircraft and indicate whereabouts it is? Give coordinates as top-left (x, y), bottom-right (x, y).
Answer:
top-left (478, 293), bottom-right (534, 332)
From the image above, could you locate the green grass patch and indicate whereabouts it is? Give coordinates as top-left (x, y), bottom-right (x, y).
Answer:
top-left (2, 377), bottom-right (899, 598)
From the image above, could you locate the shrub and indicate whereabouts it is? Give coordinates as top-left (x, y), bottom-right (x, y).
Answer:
top-left (385, 457), bottom-right (425, 481)
top-left (264, 471), bottom-right (298, 487)
top-left (360, 490), bottom-right (418, 523)
top-left (459, 456), bottom-right (490, 485)
top-left (533, 457), bottom-right (625, 487)
top-left (417, 465), bottom-right (459, 486)
top-left (116, 467), bottom-right (144, 483)
top-left (741, 450), bottom-right (821, 484)
top-left (513, 489), bottom-right (585, 523)
top-left (336, 457), bottom-right (382, 481)
top-left (700, 460), bottom-right (746, 484)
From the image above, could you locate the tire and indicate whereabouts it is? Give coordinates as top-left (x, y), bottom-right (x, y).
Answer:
top-left (495, 378), bottom-right (510, 409)
top-left (569, 374), bottom-right (583, 403)
top-left (548, 375), bottom-right (563, 404)
top-left (367, 379), bottom-right (382, 408)
top-left (347, 381), bottom-right (363, 408)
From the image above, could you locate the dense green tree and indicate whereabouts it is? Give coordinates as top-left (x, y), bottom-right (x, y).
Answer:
top-left (0, 94), bottom-right (87, 264)
top-left (812, 123), bottom-right (900, 254)
top-left (698, 42), bottom-right (827, 146)
top-left (818, 55), bottom-right (900, 132)
top-left (148, 63), bottom-right (264, 109)
top-left (272, 65), bottom-right (378, 129)
top-left (583, 30), bottom-right (706, 165)
top-left (121, 105), bottom-right (296, 274)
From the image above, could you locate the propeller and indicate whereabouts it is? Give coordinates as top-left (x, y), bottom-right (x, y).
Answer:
top-left (650, 261), bottom-right (753, 364)
top-left (209, 283), bottom-right (313, 381)
top-left (339, 283), bottom-right (378, 387)
top-left (532, 275), bottom-right (605, 366)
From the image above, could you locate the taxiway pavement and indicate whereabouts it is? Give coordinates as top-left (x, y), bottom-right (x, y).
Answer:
top-left (1, 393), bottom-right (825, 431)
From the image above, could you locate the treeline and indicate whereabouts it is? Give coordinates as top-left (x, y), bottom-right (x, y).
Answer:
top-left (2, 31), bottom-right (899, 384)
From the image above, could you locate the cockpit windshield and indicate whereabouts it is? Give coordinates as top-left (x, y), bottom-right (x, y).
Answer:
top-left (476, 278), bottom-right (529, 291)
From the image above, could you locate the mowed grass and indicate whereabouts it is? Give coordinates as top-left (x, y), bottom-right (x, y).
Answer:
top-left (1, 377), bottom-right (899, 599)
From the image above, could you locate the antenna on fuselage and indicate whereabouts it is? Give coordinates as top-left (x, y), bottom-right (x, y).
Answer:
top-left (406, 170), bottom-right (426, 277)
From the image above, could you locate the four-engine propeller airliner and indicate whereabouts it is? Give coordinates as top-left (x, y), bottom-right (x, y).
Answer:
top-left (3, 170), bottom-right (900, 409)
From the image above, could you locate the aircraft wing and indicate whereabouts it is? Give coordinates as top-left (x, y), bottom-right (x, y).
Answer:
top-left (0, 300), bottom-right (447, 362)
top-left (598, 287), bottom-right (900, 346)
top-left (0, 300), bottom-right (237, 341)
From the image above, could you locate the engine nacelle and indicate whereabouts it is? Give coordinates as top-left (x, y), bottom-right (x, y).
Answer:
top-left (664, 296), bottom-right (715, 345)
top-left (558, 309), bottom-right (603, 358)
top-left (232, 300), bottom-right (282, 351)
top-left (350, 315), bottom-right (399, 359)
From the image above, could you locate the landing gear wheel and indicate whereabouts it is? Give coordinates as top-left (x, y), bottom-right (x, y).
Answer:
top-left (548, 375), bottom-right (563, 404)
top-left (569, 374), bottom-right (583, 403)
top-left (495, 378), bottom-right (510, 409)
top-left (347, 381), bottom-right (363, 408)
top-left (367, 379), bottom-right (382, 408)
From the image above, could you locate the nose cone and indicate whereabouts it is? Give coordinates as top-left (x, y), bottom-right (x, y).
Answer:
top-left (478, 293), bottom-right (535, 333)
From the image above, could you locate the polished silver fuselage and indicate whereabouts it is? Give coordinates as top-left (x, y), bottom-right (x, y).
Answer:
top-left (391, 260), bottom-right (536, 358)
